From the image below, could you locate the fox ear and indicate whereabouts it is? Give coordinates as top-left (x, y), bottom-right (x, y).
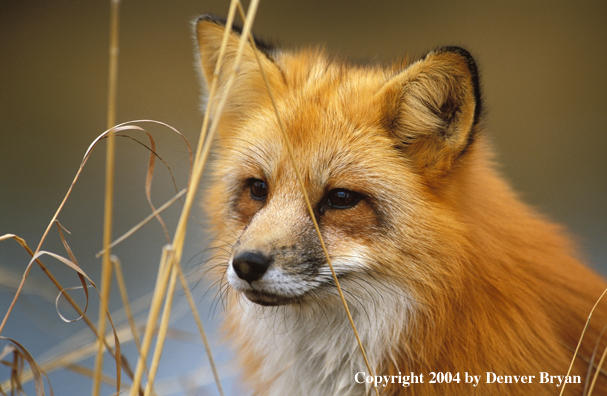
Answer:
top-left (195, 15), bottom-right (283, 118)
top-left (380, 47), bottom-right (482, 176)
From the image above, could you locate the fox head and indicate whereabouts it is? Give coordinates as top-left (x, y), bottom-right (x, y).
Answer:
top-left (195, 15), bottom-right (481, 312)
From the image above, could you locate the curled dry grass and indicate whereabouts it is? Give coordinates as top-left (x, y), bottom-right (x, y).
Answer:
top-left (0, 118), bottom-right (195, 396)
top-left (1, 0), bottom-right (606, 395)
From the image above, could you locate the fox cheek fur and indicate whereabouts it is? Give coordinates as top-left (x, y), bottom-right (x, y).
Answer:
top-left (195, 14), bottom-right (607, 396)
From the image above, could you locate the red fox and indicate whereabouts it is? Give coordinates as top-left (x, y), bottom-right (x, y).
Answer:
top-left (195, 15), bottom-right (607, 395)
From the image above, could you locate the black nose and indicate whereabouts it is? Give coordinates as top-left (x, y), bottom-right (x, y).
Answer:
top-left (232, 251), bottom-right (272, 283)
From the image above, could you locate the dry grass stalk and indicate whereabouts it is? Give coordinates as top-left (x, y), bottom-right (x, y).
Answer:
top-left (0, 235), bottom-right (136, 388)
top-left (0, 337), bottom-right (47, 396)
top-left (0, 235), bottom-right (124, 395)
top-left (97, 188), bottom-right (187, 258)
top-left (128, 246), bottom-right (173, 396)
top-left (0, 126), bottom-right (154, 396)
top-left (128, 0), bottom-right (249, 395)
top-left (143, 262), bottom-right (178, 396)
top-left (111, 256), bottom-right (144, 363)
top-left (1, 0), bottom-right (219, 392)
top-left (0, 120), bottom-right (190, 394)
top-left (559, 286), bottom-right (607, 396)
top-left (67, 364), bottom-right (122, 390)
top-left (173, 257), bottom-right (221, 393)
top-left (589, 341), bottom-right (607, 396)
top-left (94, 0), bottom-right (122, 393)
top-left (2, 296), bottom-right (155, 390)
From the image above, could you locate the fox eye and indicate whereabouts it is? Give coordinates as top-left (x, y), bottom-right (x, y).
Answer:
top-left (326, 188), bottom-right (361, 209)
top-left (250, 179), bottom-right (268, 201)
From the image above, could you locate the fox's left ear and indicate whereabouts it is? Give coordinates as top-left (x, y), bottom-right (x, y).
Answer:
top-left (195, 15), bottom-right (283, 122)
top-left (379, 47), bottom-right (482, 176)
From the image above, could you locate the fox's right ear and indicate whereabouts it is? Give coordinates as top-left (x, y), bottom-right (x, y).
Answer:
top-left (195, 15), bottom-right (283, 120)
top-left (378, 47), bottom-right (482, 178)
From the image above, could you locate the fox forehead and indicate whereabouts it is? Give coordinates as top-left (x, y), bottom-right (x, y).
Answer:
top-left (219, 52), bottom-right (414, 194)
top-left (220, 109), bottom-right (414, 206)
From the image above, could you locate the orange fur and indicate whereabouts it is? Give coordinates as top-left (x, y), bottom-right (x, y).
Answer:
top-left (195, 15), bottom-right (607, 395)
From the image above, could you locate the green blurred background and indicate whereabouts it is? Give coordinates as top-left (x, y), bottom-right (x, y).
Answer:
top-left (1, 1), bottom-right (606, 395)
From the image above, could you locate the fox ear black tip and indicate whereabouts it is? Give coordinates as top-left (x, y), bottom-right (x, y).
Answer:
top-left (431, 46), bottom-right (474, 60)
top-left (197, 14), bottom-right (225, 25)
top-left (427, 46), bottom-right (483, 126)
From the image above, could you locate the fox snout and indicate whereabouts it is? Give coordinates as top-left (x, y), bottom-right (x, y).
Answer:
top-left (226, 195), bottom-right (330, 306)
top-left (227, 241), bottom-right (323, 306)
top-left (231, 251), bottom-right (272, 283)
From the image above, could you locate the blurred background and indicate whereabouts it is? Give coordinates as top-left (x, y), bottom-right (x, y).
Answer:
top-left (1, 0), bottom-right (606, 395)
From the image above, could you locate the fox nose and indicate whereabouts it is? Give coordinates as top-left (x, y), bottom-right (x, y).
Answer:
top-left (232, 251), bottom-right (272, 283)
